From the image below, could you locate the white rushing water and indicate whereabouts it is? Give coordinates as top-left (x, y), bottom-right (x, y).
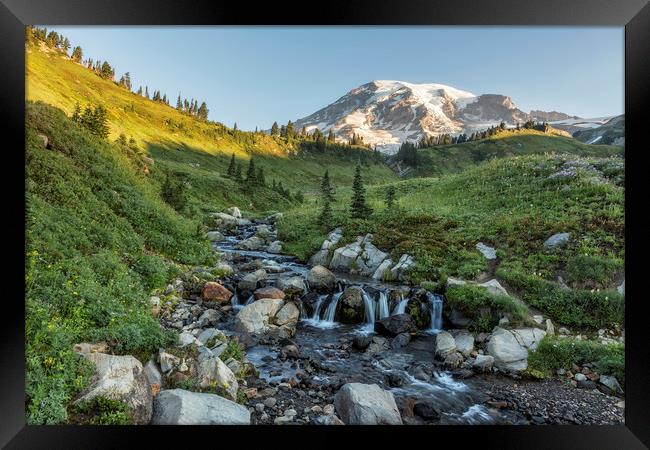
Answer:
top-left (303, 294), bottom-right (340, 329)
top-left (392, 295), bottom-right (409, 315)
top-left (361, 289), bottom-right (376, 324)
top-left (426, 292), bottom-right (444, 331)
top-left (377, 292), bottom-right (390, 319)
top-left (323, 291), bottom-right (343, 323)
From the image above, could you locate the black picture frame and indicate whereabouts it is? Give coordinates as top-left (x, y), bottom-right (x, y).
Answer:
top-left (2, 0), bottom-right (649, 447)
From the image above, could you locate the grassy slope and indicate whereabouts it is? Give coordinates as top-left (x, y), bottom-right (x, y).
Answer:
top-left (403, 128), bottom-right (623, 178)
top-left (26, 47), bottom-right (397, 214)
top-left (26, 102), bottom-right (222, 424)
top-left (280, 154), bottom-right (624, 329)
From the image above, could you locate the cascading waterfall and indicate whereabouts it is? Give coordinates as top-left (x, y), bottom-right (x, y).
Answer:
top-left (310, 294), bottom-right (328, 321)
top-left (426, 292), bottom-right (444, 331)
top-left (377, 291), bottom-right (390, 319)
top-left (361, 289), bottom-right (376, 325)
top-left (392, 295), bottom-right (409, 315)
top-left (322, 291), bottom-right (343, 323)
top-left (231, 294), bottom-right (241, 309)
top-left (244, 295), bottom-right (255, 306)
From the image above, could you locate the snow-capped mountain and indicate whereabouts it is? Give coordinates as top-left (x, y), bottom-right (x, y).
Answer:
top-left (293, 80), bottom-right (558, 153)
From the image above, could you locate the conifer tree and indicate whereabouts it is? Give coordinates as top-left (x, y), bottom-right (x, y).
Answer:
top-left (318, 199), bottom-right (333, 227)
top-left (226, 153), bottom-right (236, 177)
top-left (246, 158), bottom-right (256, 183)
top-left (235, 163), bottom-right (243, 181)
top-left (327, 129), bottom-right (336, 143)
top-left (71, 46), bottom-right (82, 62)
top-left (350, 164), bottom-right (372, 218)
top-left (271, 122), bottom-right (279, 136)
top-left (137, 86), bottom-right (143, 95)
top-left (145, 86), bottom-right (150, 99)
top-left (198, 102), bottom-right (208, 120)
top-left (176, 94), bottom-right (182, 111)
top-left (286, 121), bottom-right (295, 139)
top-left (320, 170), bottom-right (335, 203)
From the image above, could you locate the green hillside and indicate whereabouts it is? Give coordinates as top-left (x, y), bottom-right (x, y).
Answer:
top-left (396, 128), bottom-right (623, 178)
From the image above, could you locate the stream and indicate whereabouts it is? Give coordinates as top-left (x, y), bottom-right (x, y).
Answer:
top-left (213, 221), bottom-right (528, 424)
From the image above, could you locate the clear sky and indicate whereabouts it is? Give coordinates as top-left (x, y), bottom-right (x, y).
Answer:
top-left (50, 26), bottom-right (624, 130)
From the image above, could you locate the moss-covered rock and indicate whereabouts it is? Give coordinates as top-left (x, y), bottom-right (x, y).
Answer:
top-left (336, 286), bottom-right (365, 324)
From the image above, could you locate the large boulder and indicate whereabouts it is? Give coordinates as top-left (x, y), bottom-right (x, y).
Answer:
top-left (274, 302), bottom-right (300, 327)
top-left (454, 333), bottom-right (475, 357)
top-left (152, 389), bottom-right (250, 425)
top-left (476, 242), bottom-right (497, 260)
top-left (372, 259), bottom-right (394, 281)
top-left (276, 276), bottom-right (307, 296)
top-left (390, 254), bottom-right (415, 281)
top-left (254, 286), bottom-right (285, 300)
top-left (211, 212), bottom-right (239, 228)
top-left (308, 249), bottom-right (330, 267)
top-left (510, 328), bottom-right (547, 351)
top-left (307, 265), bottom-right (336, 292)
top-left (267, 241), bottom-right (283, 254)
top-left (329, 240), bottom-right (363, 272)
top-left (236, 235), bottom-right (266, 251)
top-left (196, 356), bottom-right (238, 400)
top-left (74, 351), bottom-right (152, 425)
top-left (334, 383), bottom-right (402, 425)
top-left (225, 206), bottom-right (242, 218)
top-left (335, 286), bottom-right (366, 324)
top-left (435, 331), bottom-right (457, 359)
top-left (206, 231), bottom-right (224, 242)
top-left (355, 237), bottom-right (389, 276)
top-left (472, 354), bottom-right (495, 372)
top-left (374, 314), bottom-right (416, 337)
top-left (238, 269), bottom-right (267, 292)
top-left (234, 298), bottom-right (285, 334)
top-left (477, 279), bottom-right (510, 297)
top-left (486, 327), bottom-right (530, 373)
top-left (202, 281), bottom-right (233, 304)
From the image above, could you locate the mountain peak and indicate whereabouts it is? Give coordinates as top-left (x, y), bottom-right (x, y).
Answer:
top-left (294, 80), bottom-right (529, 154)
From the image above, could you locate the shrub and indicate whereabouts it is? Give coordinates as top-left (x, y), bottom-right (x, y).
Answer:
top-left (528, 336), bottom-right (624, 386)
top-left (74, 396), bottom-right (134, 425)
top-left (444, 284), bottom-right (527, 330)
top-left (564, 254), bottom-right (621, 287)
top-left (497, 267), bottom-right (624, 329)
top-left (220, 340), bottom-right (245, 362)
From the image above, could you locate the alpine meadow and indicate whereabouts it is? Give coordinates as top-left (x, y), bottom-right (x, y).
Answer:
top-left (25, 26), bottom-right (625, 426)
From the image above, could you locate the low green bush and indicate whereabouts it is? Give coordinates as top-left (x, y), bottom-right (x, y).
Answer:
top-left (564, 254), bottom-right (621, 287)
top-left (74, 396), bottom-right (134, 425)
top-left (497, 267), bottom-right (624, 329)
top-left (528, 336), bottom-right (624, 387)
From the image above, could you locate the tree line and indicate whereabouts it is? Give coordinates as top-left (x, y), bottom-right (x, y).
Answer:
top-left (224, 153), bottom-right (304, 203)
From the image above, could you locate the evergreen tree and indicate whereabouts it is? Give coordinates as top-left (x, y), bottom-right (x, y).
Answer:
top-left (320, 170), bottom-right (335, 202)
top-left (91, 105), bottom-right (109, 139)
top-left (318, 199), bottom-right (333, 227)
top-left (385, 186), bottom-right (396, 208)
top-left (62, 37), bottom-right (71, 52)
top-left (137, 86), bottom-right (143, 96)
top-left (286, 121), bottom-right (295, 139)
top-left (327, 129), bottom-right (336, 143)
top-left (198, 102), bottom-right (209, 120)
top-left (350, 164), bottom-right (372, 218)
top-left (145, 86), bottom-right (150, 99)
top-left (235, 163), bottom-right (243, 181)
top-left (271, 121), bottom-right (279, 136)
top-left (116, 133), bottom-right (127, 145)
top-left (71, 46), bottom-right (82, 62)
top-left (226, 153), bottom-right (236, 177)
top-left (176, 94), bottom-right (182, 111)
top-left (233, 122), bottom-right (238, 131)
top-left (246, 158), bottom-right (256, 183)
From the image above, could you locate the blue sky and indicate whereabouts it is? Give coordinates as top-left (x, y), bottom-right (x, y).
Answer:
top-left (50, 27), bottom-right (623, 130)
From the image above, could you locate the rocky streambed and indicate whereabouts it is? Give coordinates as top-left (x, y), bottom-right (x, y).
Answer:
top-left (71, 208), bottom-right (625, 425)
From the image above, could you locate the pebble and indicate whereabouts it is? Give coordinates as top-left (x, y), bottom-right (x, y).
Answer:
top-left (255, 403), bottom-right (265, 413)
top-left (264, 397), bottom-right (277, 408)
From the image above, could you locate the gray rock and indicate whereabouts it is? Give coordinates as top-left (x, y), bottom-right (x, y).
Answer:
top-left (307, 265), bottom-right (336, 291)
top-left (510, 328), bottom-right (547, 351)
top-left (486, 327), bottom-right (529, 373)
top-left (309, 249), bottom-right (330, 267)
top-left (144, 360), bottom-right (162, 396)
top-left (313, 414), bottom-right (345, 425)
top-left (329, 242), bottom-right (362, 272)
top-left (372, 259), bottom-right (394, 281)
top-left (178, 332), bottom-right (198, 348)
top-left (198, 309), bottom-right (220, 327)
top-left (236, 235), bottom-right (266, 251)
top-left (472, 354), bottom-right (495, 372)
top-left (599, 375), bottom-right (623, 394)
top-left (355, 241), bottom-right (389, 276)
top-left (197, 356), bottom-right (239, 400)
top-left (159, 350), bottom-right (180, 374)
top-left (390, 254), bottom-right (415, 281)
top-left (206, 231), bottom-right (224, 242)
top-left (197, 328), bottom-right (226, 346)
top-left (234, 298), bottom-right (285, 334)
top-left (574, 373), bottom-right (587, 382)
top-left (544, 232), bottom-right (571, 248)
top-left (617, 280), bottom-right (625, 295)
top-left (435, 331), bottom-right (457, 359)
top-left (374, 314), bottom-right (416, 337)
top-left (274, 302), bottom-right (300, 327)
top-left (276, 276), bottom-right (307, 295)
top-left (334, 383), bottom-right (402, 425)
top-left (454, 333), bottom-right (475, 357)
top-left (444, 352), bottom-right (464, 369)
top-left (225, 206), bottom-right (242, 218)
top-left (238, 269), bottom-right (267, 292)
top-left (152, 389), bottom-right (250, 425)
top-left (74, 352), bottom-right (152, 424)
top-left (478, 279), bottom-right (510, 297)
top-left (476, 242), bottom-right (497, 260)
top-left (267, 241), bottom-right (283, 254)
